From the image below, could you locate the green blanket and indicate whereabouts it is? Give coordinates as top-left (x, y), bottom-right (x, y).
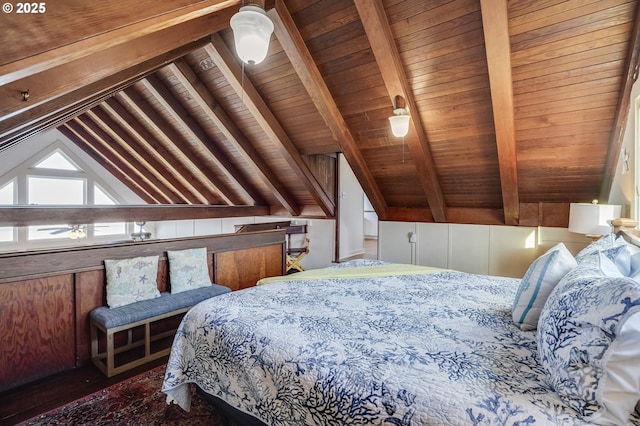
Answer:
top-left (257, 263), bottom-right (449, 285)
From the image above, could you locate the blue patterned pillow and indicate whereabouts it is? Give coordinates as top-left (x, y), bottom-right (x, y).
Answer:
top-left (626, 244), bottom-right (640, 279)
top-left (574, 233), bottom-right (626, 264)
top-left (105, 255), bottom-right (161, 308)
top-left (537, 256), bottom-right (640, 424)
top-left (512, 243), bottom-right (576, 331)
top-left (600, 244), bottom-right (632, 277)
top-left (167, 247), bottom-right (211, 294)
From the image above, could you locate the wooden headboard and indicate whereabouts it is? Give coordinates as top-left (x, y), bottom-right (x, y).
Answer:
top-left (0, 230), bottom-right (285, 392)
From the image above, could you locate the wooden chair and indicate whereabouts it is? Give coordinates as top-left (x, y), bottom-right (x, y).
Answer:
top-left (279, 224), bottom-right (309, 273)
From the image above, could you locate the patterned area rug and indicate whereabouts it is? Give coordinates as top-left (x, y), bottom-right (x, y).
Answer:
top-left (18, 365), bottom-right (228, 425)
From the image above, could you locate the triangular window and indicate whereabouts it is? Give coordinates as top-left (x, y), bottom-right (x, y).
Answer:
top-left (95, 184), bottom-right (117, 205)
top-left (0, 181), bottom-right (14, 205)
top-left (34, 151), bottom-right (79, 171)
top-left (0, 141), bottom-right (131, 249)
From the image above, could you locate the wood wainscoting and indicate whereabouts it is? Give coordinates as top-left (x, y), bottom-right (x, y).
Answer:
top-left (0, 230), bottom-right (285, 392)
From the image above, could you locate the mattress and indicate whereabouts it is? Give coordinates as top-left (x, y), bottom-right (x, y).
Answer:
top-left (162, 260), bottom-right (640, 425)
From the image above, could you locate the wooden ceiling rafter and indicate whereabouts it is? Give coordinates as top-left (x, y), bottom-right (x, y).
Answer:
top-left (61, 120), bottom-right (166, 204)
top-left (0, 0), bottom-right (237, 84)
top-left (600, 1), bottom-right (640, 201)
top-left (57, 125), bottom-right (157, 205)
top-left (0, 39), bottom-right (209, 152)
top-left (353, 0), bottom-right (447, 223)
top-left (169, 60), bottom-right (301, 216)
top-left (85, 107), bottom-right (198, 205)
top-left (58, 124), bottom-right (158, 204)
top-left (480, 0), bottom-right (519, 226)
top-left (100, 97), bottom-right (213, 205)
top-left (117, 86), bottom-right (228, 205)
top-left (0, 5), bottom-right (238, 123)
top-left (72, 114), bottom-right (181, 204)
top-left (269, 0), bottom-right (389, 220)
top-left (206, 34), bottom-right (336, 217)
top-left (140, 74), bottom-right (264, 206)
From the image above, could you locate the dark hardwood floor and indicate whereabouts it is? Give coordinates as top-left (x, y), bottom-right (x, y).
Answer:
top-left (0, 356), bottom-right (168, 425)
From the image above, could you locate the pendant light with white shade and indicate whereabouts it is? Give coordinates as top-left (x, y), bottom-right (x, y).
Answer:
top-left (388, 95), bottom-right (410, 137)
top-left (230, 5), bottom-right (274, 65)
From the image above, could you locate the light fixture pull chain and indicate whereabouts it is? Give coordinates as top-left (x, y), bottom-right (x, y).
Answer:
top-left (402, 135), bottom-right (405, 163)
top-left (241, 60), bottom-right (245, 104)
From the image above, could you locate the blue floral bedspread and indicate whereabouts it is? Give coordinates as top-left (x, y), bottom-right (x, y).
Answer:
top-left (162, 262), bottom-right (636, 425)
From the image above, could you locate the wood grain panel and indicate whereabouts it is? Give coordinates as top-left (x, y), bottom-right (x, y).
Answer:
top-left (214, 244), bottom-right (284, 291)
top-left (75, 270), bottom-right (105, 364)
top-left (1, 231), bottom-right (285, 390)
top-left (0, 230), bottom-right (284, 283)
top-left (0, 0), bottom-right (234, 68)
top-left (0, 276), bottom-right (75, 391)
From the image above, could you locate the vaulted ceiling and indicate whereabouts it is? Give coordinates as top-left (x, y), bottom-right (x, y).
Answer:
top-left (1, 0), bottom-right (639, 227)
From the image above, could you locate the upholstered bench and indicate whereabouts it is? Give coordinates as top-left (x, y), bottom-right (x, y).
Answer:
top-left (90, 284), bottom-right (230, 377)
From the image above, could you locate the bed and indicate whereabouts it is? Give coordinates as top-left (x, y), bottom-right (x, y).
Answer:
top-left (162, 236), bottom-right (640, 426)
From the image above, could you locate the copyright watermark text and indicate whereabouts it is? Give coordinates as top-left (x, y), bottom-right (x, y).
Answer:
top-left (3, 2), bottom-right (47, 13)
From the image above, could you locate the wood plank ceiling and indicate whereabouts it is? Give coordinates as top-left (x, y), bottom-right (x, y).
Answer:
top-left (0, 0), bottom-right (638, 227)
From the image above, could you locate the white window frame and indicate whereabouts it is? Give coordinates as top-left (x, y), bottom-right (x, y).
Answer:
top-left (0, 179), bottom-right (18, 248)
top-left (0, 141), bottom-right (133, 251)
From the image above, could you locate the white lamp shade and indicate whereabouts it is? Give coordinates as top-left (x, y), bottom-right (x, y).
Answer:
top-left (388, 114), bottom-right (411, 137)
top-left (230, 6), bottom-right (274, 65)
top-left (568, 202), bottom-right (621, 236)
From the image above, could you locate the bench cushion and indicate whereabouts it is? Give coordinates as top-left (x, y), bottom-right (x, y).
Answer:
top-left (90, 284), bottom-right (230, 329)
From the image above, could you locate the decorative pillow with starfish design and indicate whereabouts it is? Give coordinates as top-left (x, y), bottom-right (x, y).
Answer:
top-left (167, 248), bottom-right (211, 294)
top-left (105, 255), bottom-right (160, 308)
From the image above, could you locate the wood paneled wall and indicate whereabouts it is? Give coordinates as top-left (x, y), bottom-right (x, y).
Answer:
top-left (0, 230), bottom-right (285, 391)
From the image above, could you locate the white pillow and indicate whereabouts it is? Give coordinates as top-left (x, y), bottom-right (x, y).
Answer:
top-left (537, 260), bottom-right (640, 424)
top-left (512, 243), bottom-right (576, 331)
top-left (105, 255), bottom-right (160, 308)
top-left (167, 247), bottom-right (211, 294)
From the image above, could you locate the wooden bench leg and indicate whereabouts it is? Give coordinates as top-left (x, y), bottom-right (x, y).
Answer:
top-left (90, 322), bottom-right (98, 362)
top-left (145, 322), bottom-right (151, 357)
top-left (106, 332), bottom-right (115, 378)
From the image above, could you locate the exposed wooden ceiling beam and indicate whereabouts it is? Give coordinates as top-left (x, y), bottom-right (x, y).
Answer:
top-left (206, 34), bottom-right (335, 217)
top-left (600, 2), bottom-right (640, 201)
top-left (269, 0), bottom-right (389, 220)
top-left (0, 39), bottom-right (208, 151)
top-left (72, 115), bottom-right (180, 203)
top-left (169, 60), bottom-right (301, 216)
top-left (388, 207), bottom-right (500, 225)
top-left (59, 125), bottom-right (158, 204)
top-left (141, 74), bottom-right (265, 206)
top-left (387, 204), bottom-right (570, 228)
top-left (0, 6), bottom-right (236, 124)
top-left (86, 107), bottom-right (198, 204)
top-left (480, 0), bottom-right (519, 226)
top-left (1, 0), bottom-right (237, 83)
top-left (101, 97), bottom-right (214, 205)
top-left (117, 87), bottom-right (229, 205)
top-left (0, 205), bottom-right (270, 227)
top-left (61, 121), bottom-right (165, 203)
top-left (353, 0), bottom-right (446, 223)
